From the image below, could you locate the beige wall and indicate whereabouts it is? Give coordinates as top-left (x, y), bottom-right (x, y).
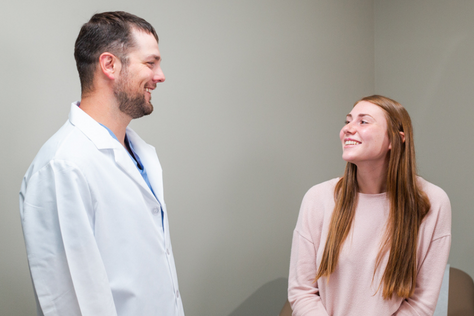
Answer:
top-left (375, 0), bottom-right (474, 280)
top-left (9, 1), bottom-right (473, 315)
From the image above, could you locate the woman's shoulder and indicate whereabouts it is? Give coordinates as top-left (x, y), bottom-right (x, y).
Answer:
top-left (296, 178), bottom-right (339, 235)
top-left (306, 178), bottom-right (340, 194)
top-left (303, 178), bottom-right (340, 202)
top-left (417, 176), bottom-right (451, 237)
top-left (417, 176), bottom-right (450, 205)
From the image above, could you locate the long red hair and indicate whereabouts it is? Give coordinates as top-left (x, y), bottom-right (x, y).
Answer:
top-left (315, 95), bottom-right (431, 299)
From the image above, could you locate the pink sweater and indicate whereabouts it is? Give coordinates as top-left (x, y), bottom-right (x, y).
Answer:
top-left (289, 178), bottom-right (451, 316)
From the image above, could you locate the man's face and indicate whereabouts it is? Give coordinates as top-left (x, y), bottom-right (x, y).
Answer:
top-left (114, 29), bottom-right (165, 119)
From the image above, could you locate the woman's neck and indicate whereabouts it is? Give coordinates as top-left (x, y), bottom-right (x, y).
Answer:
top-left (356, 161), bottom-right (388, 194)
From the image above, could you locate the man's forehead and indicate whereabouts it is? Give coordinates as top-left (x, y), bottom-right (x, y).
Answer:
top-left (131, 28), bottom-right (158, 44)
top-left (129, 29), bottom-right (160, 56)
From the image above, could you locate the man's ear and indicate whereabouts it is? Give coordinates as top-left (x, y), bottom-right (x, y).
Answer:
top-left (99, 52), bottom-right (119, 80)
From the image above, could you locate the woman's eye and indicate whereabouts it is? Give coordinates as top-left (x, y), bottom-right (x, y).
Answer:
top-left (360, 120), bottom-right (368, 124)
top-left (344, 120), bottom-right (350, 125)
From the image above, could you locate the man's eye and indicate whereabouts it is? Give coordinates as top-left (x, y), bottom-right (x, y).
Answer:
top-left (360, 120), bottom-right (368, 124)
top-left (344, 120), bottom-right (350, 125)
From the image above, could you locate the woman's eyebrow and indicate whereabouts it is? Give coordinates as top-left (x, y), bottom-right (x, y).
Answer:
top-left (346, 114), bottom-right (374, 119)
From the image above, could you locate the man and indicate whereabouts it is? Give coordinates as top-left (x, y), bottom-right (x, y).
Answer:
top-left (19, 11), bottom-right (184, 316)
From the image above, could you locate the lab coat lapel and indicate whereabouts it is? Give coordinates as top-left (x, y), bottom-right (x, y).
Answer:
top-left (125, 128), bottom-right (165, 204)
top-left (68, 103), bottom-right (158, 202)
top-left (111, 148), bottom-right (157, 202)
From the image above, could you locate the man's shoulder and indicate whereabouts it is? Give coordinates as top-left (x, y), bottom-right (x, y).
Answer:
top-left (26, 120), bottom-right (97, 176)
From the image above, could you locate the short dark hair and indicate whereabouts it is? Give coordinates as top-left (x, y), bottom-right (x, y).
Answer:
top-left (74, 11), bottom-right (159, 94)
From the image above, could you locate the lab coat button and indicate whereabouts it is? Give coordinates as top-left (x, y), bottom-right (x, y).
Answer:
top-left (152, 207), bottom-right (159, 214)
top-left (176, 290), bottom-right (180, 298)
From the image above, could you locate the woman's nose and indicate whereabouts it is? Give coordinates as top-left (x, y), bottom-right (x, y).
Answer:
top-left (342, 123), bottom-right (355, 134)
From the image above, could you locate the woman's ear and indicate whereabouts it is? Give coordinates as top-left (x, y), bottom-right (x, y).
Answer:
top-left (389, 131), bottom-right (406, 150)
top-left (399, 131), bottom-right (406, 143)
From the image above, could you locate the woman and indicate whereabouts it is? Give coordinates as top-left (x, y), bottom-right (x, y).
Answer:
top-left (288, 95), bottom-right (451, 315)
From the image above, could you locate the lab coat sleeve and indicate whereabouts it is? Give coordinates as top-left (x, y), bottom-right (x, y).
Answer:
top-left (20, 160), bottom-right (117, 316)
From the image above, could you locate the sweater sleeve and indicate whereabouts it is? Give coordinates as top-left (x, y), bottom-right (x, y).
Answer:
top-left (288, 185), bottom-right (330, 316)
top-left (393, 236), bottom-right (451, 316)
top-left (394, 184), bottom-right (452, 316)
top-left (289, 231), bottom-right (330, 316)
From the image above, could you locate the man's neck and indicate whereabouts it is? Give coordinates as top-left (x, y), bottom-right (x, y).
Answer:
top-left (79, 94), bottom-right (132, 147)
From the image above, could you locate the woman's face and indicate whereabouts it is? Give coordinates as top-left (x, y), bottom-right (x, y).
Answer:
top-left (339, 101), bottom-right (391, 167)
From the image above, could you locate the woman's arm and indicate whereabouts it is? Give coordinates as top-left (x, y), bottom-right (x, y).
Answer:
top-left (289, 230), bottom-right (330, 316)
top-left (393, 236), bottom-right (451, 316)
top-left (288, 184), bottom-right (332, 316)
top-left (394, 184), bottom-right (452, 316)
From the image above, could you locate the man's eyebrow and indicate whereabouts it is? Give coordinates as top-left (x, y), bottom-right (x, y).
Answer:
top-left (147, 54), bottom-right (161, 61)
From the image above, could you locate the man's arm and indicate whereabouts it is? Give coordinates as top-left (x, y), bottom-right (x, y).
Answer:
top-left (20, 160), bottom-right (117, 316)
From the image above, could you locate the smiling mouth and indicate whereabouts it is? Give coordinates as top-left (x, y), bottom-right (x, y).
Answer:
top-left (344, 140), bottom-right (361, 145)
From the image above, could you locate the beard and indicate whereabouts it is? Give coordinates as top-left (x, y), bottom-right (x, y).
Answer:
top-left (114, 68), bottom-right (153, 119)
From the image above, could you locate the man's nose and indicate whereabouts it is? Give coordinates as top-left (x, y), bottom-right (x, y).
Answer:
top-left (153, 67), bottom-right (165, 83)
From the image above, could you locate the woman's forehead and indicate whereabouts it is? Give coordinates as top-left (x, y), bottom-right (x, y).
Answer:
top-left (349, 101), bottom-right (386, 118)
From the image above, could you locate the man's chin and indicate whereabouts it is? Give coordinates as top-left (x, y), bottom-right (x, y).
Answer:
top-left (143, 102), bottom-right (153, 116)
top-left (119, 99), bottom-right (154, 119)
top-left (130, 105), bottom-right (152, 119)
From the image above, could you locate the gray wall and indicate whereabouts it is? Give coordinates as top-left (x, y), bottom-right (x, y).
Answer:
top-left (2, 1), bottom-right (471, 316)
top-left (0, 1), bottom-right (373, 315)
top-left (375, 0), bottom-right (474, 280)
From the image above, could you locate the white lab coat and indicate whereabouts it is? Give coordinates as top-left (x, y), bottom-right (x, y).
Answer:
top-left (19, 103), bottom-right (185, 316)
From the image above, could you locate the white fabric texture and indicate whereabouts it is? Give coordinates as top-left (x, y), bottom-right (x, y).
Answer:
top-left (20, 103), bottom-right (184, 316)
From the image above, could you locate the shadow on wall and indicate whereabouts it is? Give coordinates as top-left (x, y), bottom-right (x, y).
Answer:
top-left (228, 277), bottom-right (288, 316)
